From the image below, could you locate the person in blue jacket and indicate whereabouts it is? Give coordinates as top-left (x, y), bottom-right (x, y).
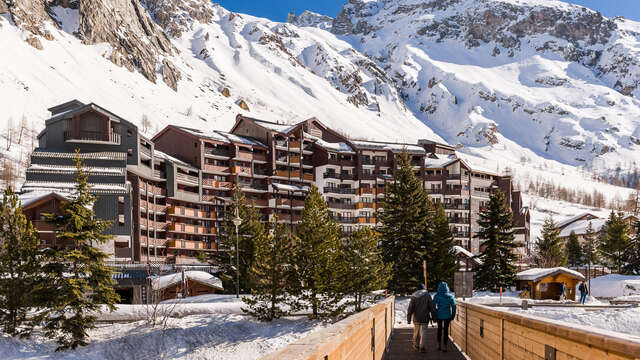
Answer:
top-left (433, 281), bottom-right (456, 352)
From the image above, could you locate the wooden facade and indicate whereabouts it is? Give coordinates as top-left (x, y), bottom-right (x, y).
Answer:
top-left (516, 269), bottom-right (584, 301)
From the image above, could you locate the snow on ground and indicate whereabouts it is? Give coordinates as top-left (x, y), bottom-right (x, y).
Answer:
top-left (589, 274), bottom-right (640, 298)
top-left (0, 295), bottom-right (329, 360)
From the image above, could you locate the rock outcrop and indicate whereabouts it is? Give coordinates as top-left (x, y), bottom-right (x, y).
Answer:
top-left (161, 59), bottom-right (181, 91)
top-left (144, 0), bottom-right (215, 37)
top-left (4, 0), bottom-right (56, 41)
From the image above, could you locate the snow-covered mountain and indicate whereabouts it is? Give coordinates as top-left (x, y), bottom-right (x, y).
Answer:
top-left (1, 0), bottom-right (639, 188)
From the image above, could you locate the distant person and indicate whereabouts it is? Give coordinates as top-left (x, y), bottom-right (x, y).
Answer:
top-left (560, 282), bottom-right (566, 301)
top-left (433, 281), bottom-right (456, 352)
top-left (407, 284), bottom-right (436, 353)
top-left (578, 281), bottom-right (589, 304)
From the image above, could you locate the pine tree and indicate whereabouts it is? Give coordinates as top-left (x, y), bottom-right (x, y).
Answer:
top-left (292, 184), bottom-right (343, 319)
top-left (213, 185), bottom-right (265, 294)
top-left (535, 216), bottom-right (566, 267)
top-left (599, 211), bottom-right (631, 273)
top-left (622, 220), bottom-right (640, 275)
top-left (0, 188), bottom-right (41, 337)
top-left (41, 150), bottom-right (120, 350)
top-left (582, 222), bottom-right (599, 270)
top-left (565, 231), bottom-right (583, 268)
top-left (339, 227), bottom-right (391, 312)
top-left (242, 217), bottom-right (296, 321)
top-left (422, 203), bottom-right (457, 291)
top-left (474, 190), bottom-right (518, 292)
top-left (378, 150), bottom-right (431, 294)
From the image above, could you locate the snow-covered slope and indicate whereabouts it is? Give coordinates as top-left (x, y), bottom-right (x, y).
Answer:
top-left (325, 0), bottom-right (640, 171)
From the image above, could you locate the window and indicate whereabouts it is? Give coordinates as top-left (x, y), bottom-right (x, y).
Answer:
top-left (127, 129), bottom-right (133, 137)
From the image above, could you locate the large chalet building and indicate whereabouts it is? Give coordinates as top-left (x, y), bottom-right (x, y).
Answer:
top-left (21, 100), bottom-right (530, 265)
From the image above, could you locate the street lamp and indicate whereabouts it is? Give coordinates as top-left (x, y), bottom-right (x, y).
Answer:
top-left (232, 206), bottom-right (242, 298)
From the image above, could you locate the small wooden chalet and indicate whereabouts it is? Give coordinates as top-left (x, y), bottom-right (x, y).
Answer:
top-left (516, 267), bottom-right (585, 301)
top-left (151, 271), bottom-right (223, 301)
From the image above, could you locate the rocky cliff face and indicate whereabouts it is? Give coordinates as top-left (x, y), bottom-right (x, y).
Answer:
top-left (286, 10), bottom-right (333, 30)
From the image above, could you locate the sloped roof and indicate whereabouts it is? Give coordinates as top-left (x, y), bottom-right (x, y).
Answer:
top-left (516, 267), bottom-right (585, 281)
top-left (453, 245), bottom-right (482, 265)
top-left (19, 191), bottom-right (70, 209)
top-left (151, 271), bottom-right (223, 291)
top-left (559, 218), bottom-right (607, 237)
top-left (556, 212), bottom-right (601, 229)
top-left (350, 140), bottom-right (426, 154)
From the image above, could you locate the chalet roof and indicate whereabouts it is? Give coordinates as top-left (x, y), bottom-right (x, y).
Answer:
top-left (175, 126), bottom-right (230, 143)
top-left (516, 267), bottom-right (585, 282)
top-left (31, 151), bottom-right (127, 161)
top-left (27, 164), bottom-right (125, 176)
top-left (48, 99), bottom-right (85, 115)
top-left (168, 126), bottom-right (266, 148)
top-left (21, 181), bottom-right (128, 195)
top-left (558, 218), bottom-right (607, 237)
top-left (349, 140), bottom-right (426, 154)
top-left (18, 191), bottom-right (71, 209)
top-left (453, 245), bottom-right (482, 265)
top-left (424, 154), bottom-right (459, 169)
top-left (251, 118), bottom-right (301, 134)
top-left (556, 212), bottom-right (601, 229)
top-left (46, 102), bottom-right (131, 126)
top-left (151, 271), bottom-right (223, 291)
top-left (215, 131), bottom-right (266, 147)
top-left (153, 150), bottom-right (196, 170)
top-left (303, 132), bottom-right (354, 154)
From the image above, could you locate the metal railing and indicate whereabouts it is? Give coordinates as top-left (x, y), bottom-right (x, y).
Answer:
top-left (323, 187), bottom-right (356, 195)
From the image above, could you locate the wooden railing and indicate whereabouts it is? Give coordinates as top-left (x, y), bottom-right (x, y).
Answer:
top-left (450, 301), bottom-right (640, 360)
top-left (262, 296), bottom-right (395, 360)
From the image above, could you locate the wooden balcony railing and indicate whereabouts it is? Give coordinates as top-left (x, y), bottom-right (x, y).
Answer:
top-left (167, 223), bottom-right (216, 235)
top-left (167, 239), bottom-right (216, 251)
top-left (203, 165), bottom-right (230, 173)
top-left (232, 166), bottom-right (252, 175)
top-left (356, 202), bottom-right (376, 210)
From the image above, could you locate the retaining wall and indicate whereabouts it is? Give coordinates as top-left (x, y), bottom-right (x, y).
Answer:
top-left (261, 296), bottom-right (395, 360)
top-left (450, 301), bottom-right (640, 360)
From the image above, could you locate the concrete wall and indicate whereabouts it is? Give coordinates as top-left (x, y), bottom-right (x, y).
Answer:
top-left (450, 301), bottom-right (640, 360)
top-left (261, 296), bottom-right (395, 360)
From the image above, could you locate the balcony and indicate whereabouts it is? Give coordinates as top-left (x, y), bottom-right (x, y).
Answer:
top-left (275, 170), bottom-right (300, 178)
top-left (275, 214), bottom-right (302, 223)
top-left (176, 190), bottom-right (200, 203)
top-left (167, 206), bottom-right (216, 219)
top-left (232, 165), bottom-right (252, 176)
top-left (253, 168), bottom-right (271, 176)
top-left (289, 155), bottom-right (300, 164)
top-left (167, 223), bottom-right (216, 235)
top-left (236, 150), bottom-right (254, 160)
top-left (426, 188), bottom-right (443, 194)
top-left (204, 147), bottom-right (230, 157)
top-left (176, 172), bottom-right (199, 185)
top-left (167, 239), bottom-right (216, 251)
top-left (424, 173), bottom-right (445, 181)
top-left (448, 218), bottom-right (471, 225)
top-left (64, 130), bottom-right (121, 145)
top-left (140, 146), bottom-right (152, 158)
top-left (323, 187), bottom-right (356, 195)
top-left (323, 172), bottom-right (354, 180)
top-left (203, 165), bottom-right (230, 173)
top-left (276, 198), bottom-right (305, 208)
top-left (447, 174), bottom-right (461, 180)
top-left (240, 183), bottom-right (268, 192)
top-left (443, 203), bottom-right (470, 210)
top-left (31, 220), bottom-right (55, 232)
top-left (202, 179), bottom-right (232, 189)
top-left (289, 141), bottom-right (301, 149)
top-left (356, 202), bottom-right (376, 210)
top-left (327, 201), bottom-right (356, 210)
top-left (452, 232), bottom-right (471, 238)
top-left (247, 198), bottom-right (269, 207)
top-left (358, 188), bottom-right (376, 195)
top-left (332, 216), bottom-right (357, 224)
top-left (327, 158), bottom-right (355, 166)
top-left (302, 173), bottom-right (313, 181)
top-left (114, 247), bottom-right (132, 258)
top-left (356, 217), bottom-right (377, 224)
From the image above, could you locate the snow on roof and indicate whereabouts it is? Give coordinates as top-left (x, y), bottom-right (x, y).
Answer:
top-left (151, 271), bottom-right (223, 291)
top-left (558, 218), bottom-right (607, 237)
top-left (304, 132), bottom-right (354, 153)
top-left (252, 119), bottom-right (300, 133)
top-left (516, 267), bottom-right (585, 281)
top-left (27, 164), bottom-right (125, 175)
top-left (425, 154), bottom-right (459, 169)
top-left (18, 191), bottom-right (70, 208)
top-left (453, 245), bottom-right (482, 264)
top-left (153, 150), bottom-right (196, 169)
top-left (215, 131), bottom-right (266, 147)
top-left (177, 126), bottom-right (230, 143)
top-left (21, 181), bottom-right (128, 194)
top-left (31, 151), bottom-right (127, 161)
top-left (350, 140), bottom-right (426, 154)
top-left (272, 183), bottom-right (310, 192)
top-left (556, 212), bottom-right (601, 228)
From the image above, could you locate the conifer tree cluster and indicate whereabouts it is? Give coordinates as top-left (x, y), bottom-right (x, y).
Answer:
top-left (474, 190), bottom-right (518, 291)
top-left (582, 222), bottom-right (600, 270)
top-left (243, 185), bottom-right (390, 320)
top-left (565, 231), bottom-right (583, 268)
top-left (535, 216), bottom-right (567, 267)
top-left (242, 217), bottom-right (296, 321)
top-left (213, 185), bottom-right (265, 293)
top-left (598, 211), bottom-right (631, 273)
top-left (622, 220), bottom-right (640, 275)
top-left (0, 188), bottom-right (41, 337)
top-left (0, 151), bottom-right (119, 350)
top-left (378, 150), bottom-right (457, 293)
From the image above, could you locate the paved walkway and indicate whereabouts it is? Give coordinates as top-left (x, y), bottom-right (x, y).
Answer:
top-left (385, 325), bottom-right (467, 360)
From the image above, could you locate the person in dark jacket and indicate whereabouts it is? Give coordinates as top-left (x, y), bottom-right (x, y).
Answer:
top-left (578, 281), bottom-right (589, 304)
top-left (433, 281), bottom-right (456, 352)
top-left (407, 284), bottom-right (436, 352)
top-left (560, 282), bottom-right (567, 301)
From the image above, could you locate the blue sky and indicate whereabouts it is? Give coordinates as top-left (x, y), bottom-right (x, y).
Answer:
top-left (216, 0), bottom-right (640, 23)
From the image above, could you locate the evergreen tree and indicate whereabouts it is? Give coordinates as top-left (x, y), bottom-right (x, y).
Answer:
top-left (242, 217), bottom-right (296, 321)
top-left (599, 211), bottom-right (631, 273)
top-left (0, 188), bottom-right (41, 337)
top-left (422, 203), bottom-right (457, 291)
top-left (213, 185), bottom-right (265, 294)
top-left (622, 220), bottom-right (640, 275)
top-left (378, 150), bottom-right (430, 294)
top-left (565, 231), bottom-right (583, 268)
top-left (339, 227), bottom-right (391, 312)
top-left (473, 190), bottom-right (518, 291)
top-left (582, 222), bottom-right (599, 271)
top-left (41, 151), bottom-right (120, 350)
top-left (292, 185), bottom-right (343, 319)
top-left (535, 216), bottom-right (566, 267)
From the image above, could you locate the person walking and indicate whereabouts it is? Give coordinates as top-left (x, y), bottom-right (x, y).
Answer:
top-left (406, 284), bottom-right (436, 353)
top-left (560, 282), bottom-right (567, 301)
top-left (578, 281), bottom-right (589, 304)
top-left (433, 281), bottom-right (456, 352)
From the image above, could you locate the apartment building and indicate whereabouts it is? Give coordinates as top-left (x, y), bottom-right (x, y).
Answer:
top-left (20, 100), bottom-right (530, 264)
